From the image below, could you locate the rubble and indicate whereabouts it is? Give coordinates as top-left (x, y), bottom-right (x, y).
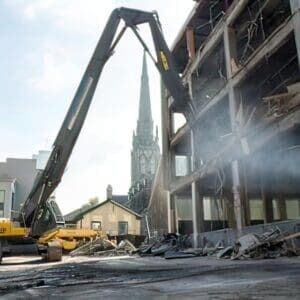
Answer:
top-left (139, 233), bottom-right (194, 259)
top-left (70, 228), bottom-right (300, 260)
top-left (70, 237), bottom-right (137, 257)
top-left (70, 238), bottom-right (116, 256)
top-left (203, 228), bottom-right (300, 260)
top-left (232, 229), bottom-right (286, 260)
top-left (164, 250), bottom-right (195, 259)
top-left (216, 246), bottom-right (233, 259)
top-left (138, 228), bottom-right (300, 261)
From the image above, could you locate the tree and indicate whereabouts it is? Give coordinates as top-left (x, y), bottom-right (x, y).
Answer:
top-left (88, 196), bottom-right (99, 206)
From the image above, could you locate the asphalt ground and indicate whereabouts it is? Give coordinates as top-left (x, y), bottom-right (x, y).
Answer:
top-left (0, 255), bottom-right (300, 299)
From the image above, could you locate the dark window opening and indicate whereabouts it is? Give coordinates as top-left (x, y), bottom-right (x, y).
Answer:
top-left (91, 221), bottom-right (101, 231)
top-left (118, 221), bottom-right (128, 235)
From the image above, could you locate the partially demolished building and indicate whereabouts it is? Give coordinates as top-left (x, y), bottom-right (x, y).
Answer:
top-left (161, 0), bottom-right (300, 246)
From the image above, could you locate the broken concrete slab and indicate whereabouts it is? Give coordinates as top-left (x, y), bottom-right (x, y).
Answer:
top-left (117, 239), bottom-right (137, 254)
top-left (230, 228), bottom-right (299, 260)
top-left (164, 250), bottom-right (196, 259)
top-left (151, 244), bottom-right (173, 256)
top-left (217, 246), bottom-right (233, 259)
top-left (70, 238), bottom-right (116, 256)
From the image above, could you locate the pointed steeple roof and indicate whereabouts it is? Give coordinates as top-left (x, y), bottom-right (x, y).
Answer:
top-left (136, 51), bottom-right (153, 140)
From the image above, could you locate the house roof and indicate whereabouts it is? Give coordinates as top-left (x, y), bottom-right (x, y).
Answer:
top-left (64, 203), bottom-right (99, 223)
top-left (111, 195), bottom-right (129, 206)
top-left (64, 199), bottom-right (142, 223)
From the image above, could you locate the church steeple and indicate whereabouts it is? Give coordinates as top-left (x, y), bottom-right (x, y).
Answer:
top-left (136, 51), bottom-right (153, 142)
top-left (130, 51), bottom-right (160, 187)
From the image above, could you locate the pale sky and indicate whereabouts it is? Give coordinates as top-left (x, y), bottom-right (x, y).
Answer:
top-left (0, 0), bottom-right (194, 214)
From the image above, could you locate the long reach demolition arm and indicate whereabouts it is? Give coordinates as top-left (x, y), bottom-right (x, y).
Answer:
top-left (20, 7), bottom-right (195, 237)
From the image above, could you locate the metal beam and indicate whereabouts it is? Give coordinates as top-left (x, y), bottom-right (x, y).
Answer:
top-left (290, 0), bottom-right (300, 68)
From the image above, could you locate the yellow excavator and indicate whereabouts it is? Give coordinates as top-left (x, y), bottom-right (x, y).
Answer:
top-left (0, 7), bottom-right (195, 263)
top-left (0, 218), bottom-right (99, 262)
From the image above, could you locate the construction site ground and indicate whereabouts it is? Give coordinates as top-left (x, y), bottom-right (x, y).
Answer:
top-left (1, 255), bottom-right (300, 299)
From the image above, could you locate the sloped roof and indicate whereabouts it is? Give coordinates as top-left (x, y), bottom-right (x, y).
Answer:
top-left (64, 202), bottom-right (99, 223)
top-left (111, 195), bottom-right (129, 206)
top-left (64, 199), bottom-right (142, 223)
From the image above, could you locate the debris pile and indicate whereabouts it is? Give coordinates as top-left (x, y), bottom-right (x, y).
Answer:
top-left (107, 234), bottom-right (145, 248)
top-left (207, 228), bottom-right (300, 260)
top-left (138, 229), bottom-right (300, 260)
top-left (139, 234), bottom-right (195, 259)
top-left (230, 229), bottom-right (300, 260)
top-left (70, 237), bottom-right (137, 257)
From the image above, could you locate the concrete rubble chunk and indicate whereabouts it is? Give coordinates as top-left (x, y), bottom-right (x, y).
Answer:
top-left (230, 228), bottom-right (300, 260)
top-left (216, 246), bottom-right (233, 259)
top-left (164, 250), bottom-right (196, 259)
top-left (117, 239), bottom-right (138, 254)
top-left (70, 237), bottom-right (116, 256)
top-left (70, 237), bottom-right (137, 257)
top-left (138, 233), bottom-right (193, 259)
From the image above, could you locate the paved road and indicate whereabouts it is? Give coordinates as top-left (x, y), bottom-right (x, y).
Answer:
top-left (1, 255), bottom-right (300, 299)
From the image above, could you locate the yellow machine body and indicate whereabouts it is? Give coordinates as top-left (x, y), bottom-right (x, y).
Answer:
top-left (38, 228), bottom-right (100, 251)
top-left (0, 218), bottom-right (100, 262)
top-left (0, 218), bottom-right (28, 238)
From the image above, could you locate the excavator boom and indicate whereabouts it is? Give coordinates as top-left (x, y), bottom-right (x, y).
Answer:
top-left (20, 7), bottom-right (195, 237)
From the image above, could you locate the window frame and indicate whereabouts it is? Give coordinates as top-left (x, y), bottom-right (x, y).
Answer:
top-left (91, 221), bottom-right (101, 231)
top-left (0, 190), bottom-right (5, 218)
top-left (118, 221), bottom-right (128, 235)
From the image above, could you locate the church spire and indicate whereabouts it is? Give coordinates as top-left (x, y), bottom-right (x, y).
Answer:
top-left (130, 50), bottom-right (160, 191)
top-left (136, 51), bottom-right (153, 141)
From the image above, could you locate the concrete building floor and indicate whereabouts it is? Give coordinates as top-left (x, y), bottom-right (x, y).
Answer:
top-left (0, 255), bottom-right (300, 299)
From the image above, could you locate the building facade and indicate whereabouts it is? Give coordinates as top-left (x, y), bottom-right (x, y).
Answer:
top-left (161, 0), bottom-right (300, 245)
top-left (128, 52), bottom-right (160, 213)
top-left (65, 199), bottom-right (142, 235)
top-left (0, 158), bottom-right (37, 219)
top-left (0, 151), bottom-right (50, 219)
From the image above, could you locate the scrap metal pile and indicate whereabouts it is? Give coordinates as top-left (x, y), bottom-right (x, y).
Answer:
top-left (138, 229), bottom-right (300, 260)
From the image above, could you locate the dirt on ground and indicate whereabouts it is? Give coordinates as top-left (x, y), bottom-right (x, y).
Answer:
top-left (0, 255), bottom-right (300, 299)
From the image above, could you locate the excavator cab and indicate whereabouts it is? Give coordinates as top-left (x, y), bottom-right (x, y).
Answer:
top-left (29, 198), bottom-right (65, 238)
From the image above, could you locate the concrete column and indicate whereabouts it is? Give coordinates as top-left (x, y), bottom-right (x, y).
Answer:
top-left (167, 193), bottom-right (176, 233)
top-left (259, 162), bottom-right (274, 223)
top-left (262, 195), bottom-right (274, 224)
top-left (160, 82), bottom-right (171, 190)
top-left (261, 181), bottom-right (274, 224)
top-left (224, 26), bottom-right (248, 231)
top-left (226, 196), bottom-right (236, 228)
top-left (191, 183), bottom-right (205, 246)
top-left (229, 87), bottom-right (248, 230)
top-left (290, 0), bottom-right (300, 67)
top-left (191, 130), bottom-right (205, 247)
top-left (231, 160), bottom-right (246, 230)
top-left (167, 191), bottom-right (172, 233)
top-left (277, 196), bottom-right (287, 220)
top-left (241, 161), bottom-right (251, 226)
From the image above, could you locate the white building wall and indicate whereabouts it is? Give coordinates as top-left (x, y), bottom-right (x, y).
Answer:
top-left (0, 179), bottom-right (15, 218)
